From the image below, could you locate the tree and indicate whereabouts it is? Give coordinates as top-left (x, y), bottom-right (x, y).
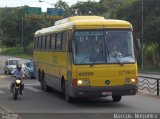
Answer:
top-left (54, 0), bottom-right (71, 17)
top-left (113, 0), bottom-right (160, 66)
top-left (0, 7), bottom-right (53, 49)
top-left (99, 0), bottom-right (134, 18)
top-left (71, 1), bottom-right (106, 16)
top-left (0, 7), bottom-right (22, 46)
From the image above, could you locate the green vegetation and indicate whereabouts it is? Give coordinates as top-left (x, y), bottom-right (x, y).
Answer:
top-left (139, 65), bottom-right (160, 73)
top-left (0, 0), bottom-right (160, 71)
top-left (0, 47), bottom-right (32, 59)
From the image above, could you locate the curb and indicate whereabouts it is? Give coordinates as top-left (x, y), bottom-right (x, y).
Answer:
top-left (138, 71), bottom-right (160, 75)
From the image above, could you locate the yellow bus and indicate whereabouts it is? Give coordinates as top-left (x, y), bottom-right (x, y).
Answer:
top-left (34, 16), bottom-right (138, 102)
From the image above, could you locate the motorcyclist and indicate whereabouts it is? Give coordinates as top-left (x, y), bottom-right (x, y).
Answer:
top-left (10, 64), bottom-right (24, 95)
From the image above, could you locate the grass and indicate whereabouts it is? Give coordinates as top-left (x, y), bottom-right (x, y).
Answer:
top-left (0, 47), bottom-right (33, 59)
top-left (138, 65), bottom-right (160, 73)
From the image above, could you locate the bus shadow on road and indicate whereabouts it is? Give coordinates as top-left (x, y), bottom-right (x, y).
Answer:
top-left (72, 98), bottom-right (125, 108)
top-left (48, 88), bottom-right (125, 107)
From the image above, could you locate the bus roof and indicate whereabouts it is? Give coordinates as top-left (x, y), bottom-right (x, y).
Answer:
top-left (35, 16), bottom-right (132, 36)
top-left (54, 16), bottom-right (105, 25)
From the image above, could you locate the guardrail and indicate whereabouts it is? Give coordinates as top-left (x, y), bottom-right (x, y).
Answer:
top-left (138, 76), bottom-right (160, 96)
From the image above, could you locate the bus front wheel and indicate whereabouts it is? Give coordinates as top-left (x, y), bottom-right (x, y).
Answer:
top-left (65, 83), bottom-right (73, 103)
top-left (112, 95), bottom-right (122, 102)
top-left (43, 77), bottom-right (51, 92)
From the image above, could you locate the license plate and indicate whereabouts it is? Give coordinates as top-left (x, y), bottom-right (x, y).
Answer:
top-left (102, 91), bottom-right (112, 96)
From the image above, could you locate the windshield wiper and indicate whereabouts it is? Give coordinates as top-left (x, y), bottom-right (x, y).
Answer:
top-left (113, 56), bottom-right (124, 66)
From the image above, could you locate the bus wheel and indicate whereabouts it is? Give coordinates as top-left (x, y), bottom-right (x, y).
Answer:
top-left (40, 71), bottom-right (44, 90)
top-left (112, 96), bottom-right (122, 102)
top-left (38, 70), bottom-right (41, 81)
top-left (43, 77), bottom-right (50, 92)
top-left (65, 83), bottom-right (73, 103)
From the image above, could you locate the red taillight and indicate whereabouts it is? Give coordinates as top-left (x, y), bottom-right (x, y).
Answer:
top-left (71, 79), bottom-right (77, 86)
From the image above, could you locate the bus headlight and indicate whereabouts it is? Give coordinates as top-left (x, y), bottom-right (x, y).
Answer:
top-left (77, 80), bottom-right (83, 85)
top-left (125, 78), bottom-right (136, 84)
top-left (131, 78), bottom-right (136, 83)
top-left (77, 79), bottom-right (90, 86)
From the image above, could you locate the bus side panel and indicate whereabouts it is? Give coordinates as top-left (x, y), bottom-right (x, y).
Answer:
top-left (34, 51), bottom-right (68, 91)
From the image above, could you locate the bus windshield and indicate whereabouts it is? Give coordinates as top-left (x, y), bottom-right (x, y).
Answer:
top-left (74, 30), bottom-right (135, 65)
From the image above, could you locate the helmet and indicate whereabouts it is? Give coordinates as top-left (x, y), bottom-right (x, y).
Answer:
top-left (16, 64), bottom-right (22, 71)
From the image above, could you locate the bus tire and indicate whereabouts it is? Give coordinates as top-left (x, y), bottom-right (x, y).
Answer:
top-left (61, 76), bottom-right (65, 92)
top-left (65, 82), bottom-right (73, 103)
top-left (38, 70), bottom-right (41, 81)
top-left (112, 95), bottom-right (122, 102)
top-left (40, 71), bottom-right (44, 90)
top-left (43, 75), bottom-right (50, 92)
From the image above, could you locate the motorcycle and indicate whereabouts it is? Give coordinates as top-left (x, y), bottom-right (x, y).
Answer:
top-left (12, 77), bottom-right (23, 100)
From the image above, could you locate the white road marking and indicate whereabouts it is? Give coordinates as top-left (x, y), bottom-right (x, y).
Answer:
top-left (0, 90), bottom-right (5, 94)
top-left (0, 85), bottom-right (10, 87)
top-left (25, 87), bottom-right (42, 93)
top-left (0, 83), bottom-right (40, 87)
top-left (0, 105), bottom-right (13, 113)
top-left (0, 86), bottom-right (42, 94)
top-left (0, 75), bottom-right (7, 78)
top-left (24, 83), bottom-right (40, 86)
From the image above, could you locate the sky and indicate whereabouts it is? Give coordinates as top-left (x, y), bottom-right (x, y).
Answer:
top-left (0, 0), bottom-right (100, 12)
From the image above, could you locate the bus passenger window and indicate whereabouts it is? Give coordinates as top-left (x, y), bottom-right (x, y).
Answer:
top-left (62, 31), bottom-right (67, 51)
top-left (38, 36), bottom-right (42, 50)
top-left (34, 37), bottom-right (36, 50)
top-left (36, 37), bottom-right (39, 50)
top-left (51, 34), bottom-right (55, 50)
top-left (46, 35), bottom-right (51, 50)
top-left (42, 35), bottom-right (47, 50)
top-left (37, 37), bottom-right (39, 50)
top-left (40, 36), bottom-right (43, 50)
top-left (56, 33), bottom-right (62, 50)
top-left (68, 40), bottom-right (72, 52)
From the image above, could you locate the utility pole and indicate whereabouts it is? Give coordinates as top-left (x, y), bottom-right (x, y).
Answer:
top-left (39, 0), bottom-right (54, 7)
top-left (141, 0), bottom-right (144, 71)
top-left (21, 17), bottom-right (24, 51)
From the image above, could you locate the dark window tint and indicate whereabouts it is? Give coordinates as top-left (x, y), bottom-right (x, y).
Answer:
top-left (38, 36), bottom-right (42, 50)
top-left (42, 36), bottom-right (46, 50)
top-left (46, 35), bottom-right (51, 50)
top-left (40, 36), bottom-right (43, 49)
top-left (62, 31), bottom-right (67, 50)
top-left (56, 33), bottom-right (62, 50)
top-left (51, 34), bottom-right (56, 50)
top-left (36, 37), bottom-right (39, 50)
top-left (34, 37), bottom-right (36, 50)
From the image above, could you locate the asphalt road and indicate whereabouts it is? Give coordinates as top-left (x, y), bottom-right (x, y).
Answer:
top-left (0, 75), bottom-right (160, 112)
top-left (0, 55), bottom-right (160, 119)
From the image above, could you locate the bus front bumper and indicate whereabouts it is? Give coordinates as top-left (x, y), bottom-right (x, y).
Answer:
top-left (69, 84), bottom-right (138, 98)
